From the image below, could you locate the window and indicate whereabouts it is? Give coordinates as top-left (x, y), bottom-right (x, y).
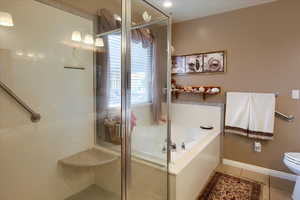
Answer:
top-left (107, 34), bottom-right (153, 107)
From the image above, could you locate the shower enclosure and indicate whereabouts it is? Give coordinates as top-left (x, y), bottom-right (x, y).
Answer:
top-left (0, 0), bottom-right (171, 200)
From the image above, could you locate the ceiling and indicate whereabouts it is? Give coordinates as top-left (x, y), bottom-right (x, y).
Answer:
top-left (149, 0), bottom-right (277, 22)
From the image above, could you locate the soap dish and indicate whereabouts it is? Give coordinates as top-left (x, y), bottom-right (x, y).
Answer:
top-left (200, 125), bottom-right (214, 130)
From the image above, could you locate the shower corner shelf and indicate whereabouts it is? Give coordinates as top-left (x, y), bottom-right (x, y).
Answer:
top-left (58, 148), bottom-right (118, 168)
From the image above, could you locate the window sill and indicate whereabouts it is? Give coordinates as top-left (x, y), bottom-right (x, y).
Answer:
top-left (107, 102), bottom-right (152, 112)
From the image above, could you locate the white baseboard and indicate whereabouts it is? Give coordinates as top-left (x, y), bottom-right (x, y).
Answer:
top-left (223, 159), bottom-right (297, 182)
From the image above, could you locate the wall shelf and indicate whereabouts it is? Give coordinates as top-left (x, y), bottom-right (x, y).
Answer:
top-left (172, 86), bottom-right (221, 100)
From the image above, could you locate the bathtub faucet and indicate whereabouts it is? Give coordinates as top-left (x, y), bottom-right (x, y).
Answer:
top-left (181, 142), bottom-right (186, 150)
top-left (162, 139), bottom-right (177, 152)
top-left (162, 146), bottom-right (167, 153)
top-left (169, 143), bottom-right (177, 152)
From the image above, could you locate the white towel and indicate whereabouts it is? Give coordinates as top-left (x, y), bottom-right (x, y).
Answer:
top-left (225, 92), bottom-right (275, 140)
top-left (248, 93), bottom-right (275, 139)
top-left (225, 92), bottom-right (251, 136)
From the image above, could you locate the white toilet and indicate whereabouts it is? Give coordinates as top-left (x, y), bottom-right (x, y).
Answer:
top-left (283, 152), bottom-right (300, 200)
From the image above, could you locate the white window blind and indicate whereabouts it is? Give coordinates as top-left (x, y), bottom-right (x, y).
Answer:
top-left (107, 34), bottom-right (153, 107)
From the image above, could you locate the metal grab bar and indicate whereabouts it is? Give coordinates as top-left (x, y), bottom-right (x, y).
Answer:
top-left (275, 93), bottom-right (295, 122)
top-left (275, 111), bottom-right (295, 122)
top-left (0, 81), bottom-right (41, 122)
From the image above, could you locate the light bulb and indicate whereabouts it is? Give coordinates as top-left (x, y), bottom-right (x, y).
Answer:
top-left (16, 50), bottom-right (24, 56)
top-left (71, 31), bottom-right (82, 42)
top-left (84, 34), bottom-right (94, 45)
top-left (0, 12), bottom-right (14, 27)
top-left (27, 53), bottom-right (35, 58)
top-left (163, 1), bottom-right (173, 8)
top-left (95, 38), bottom-right (104, 47)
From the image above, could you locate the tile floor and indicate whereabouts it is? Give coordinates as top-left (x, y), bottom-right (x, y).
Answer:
top-left (65, 185), bottom-right (119, 200)
top-left (215, 164), bottom-right (295, 200)
top-left (66, 165), bottom-right (294, 200)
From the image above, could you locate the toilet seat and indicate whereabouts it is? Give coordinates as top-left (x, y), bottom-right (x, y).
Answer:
top-left (284, 153), bottom-right (300, 166)
top-left (283, 152), bottom-right (300, 200)
top-left (284, 157), bottom-right (300, 167)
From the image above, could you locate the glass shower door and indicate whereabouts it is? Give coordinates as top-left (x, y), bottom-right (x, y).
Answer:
top-left (93, 0), bottom-right (171, 199)
top-left (0, 0), bottom-right (124, 200)
top-left (126, 1), bottom-right (171, 200)
top-left (0, 0), bottom-right (170, 199)
top-left (94, 0), bottom-right (171, 199)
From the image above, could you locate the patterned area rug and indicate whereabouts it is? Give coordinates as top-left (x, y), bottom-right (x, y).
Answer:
top-left (199, 172), bottom-right (261, 200)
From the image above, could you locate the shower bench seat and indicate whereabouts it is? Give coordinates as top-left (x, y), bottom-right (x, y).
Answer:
top-left (59, 148), bottom-right (118, 167)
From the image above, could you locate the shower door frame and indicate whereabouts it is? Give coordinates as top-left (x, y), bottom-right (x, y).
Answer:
top-left (120, 0), bottom-right (172, 200)
top-left (120, 0), bottom-right (131, 199)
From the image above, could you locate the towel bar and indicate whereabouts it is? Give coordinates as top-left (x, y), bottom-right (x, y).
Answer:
top-left (275, 93), bottom-right (294, 122)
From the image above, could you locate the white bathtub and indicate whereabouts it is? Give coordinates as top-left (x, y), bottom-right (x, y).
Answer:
top-left (132, 124), bottom-right (220, 164)
top-left (131, 103), bottom-right (223, 172)
top-left (170, 125), bottom-right (212, 163)
top-left (169, 103), bottom-right (223, 200)
top-left (131, 123), bottom-right (221, 200)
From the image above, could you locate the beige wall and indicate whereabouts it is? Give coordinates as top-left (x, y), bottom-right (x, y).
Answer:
top-left (172, 0), bottom-right (300, 172)
top-left (0, 1), bottom-right (94, 199)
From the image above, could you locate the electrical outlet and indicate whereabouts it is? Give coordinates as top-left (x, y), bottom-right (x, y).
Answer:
top-left (254, 142), bottom-right (262, 152)
top-left (292, 90), bottom-right (300, 100)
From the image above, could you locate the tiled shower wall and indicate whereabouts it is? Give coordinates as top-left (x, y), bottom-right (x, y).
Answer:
top-left (0, 1), bottom-right (94, 199)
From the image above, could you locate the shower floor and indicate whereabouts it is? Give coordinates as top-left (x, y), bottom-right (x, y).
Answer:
top-left (66, 184), bottom-right (119, 200)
